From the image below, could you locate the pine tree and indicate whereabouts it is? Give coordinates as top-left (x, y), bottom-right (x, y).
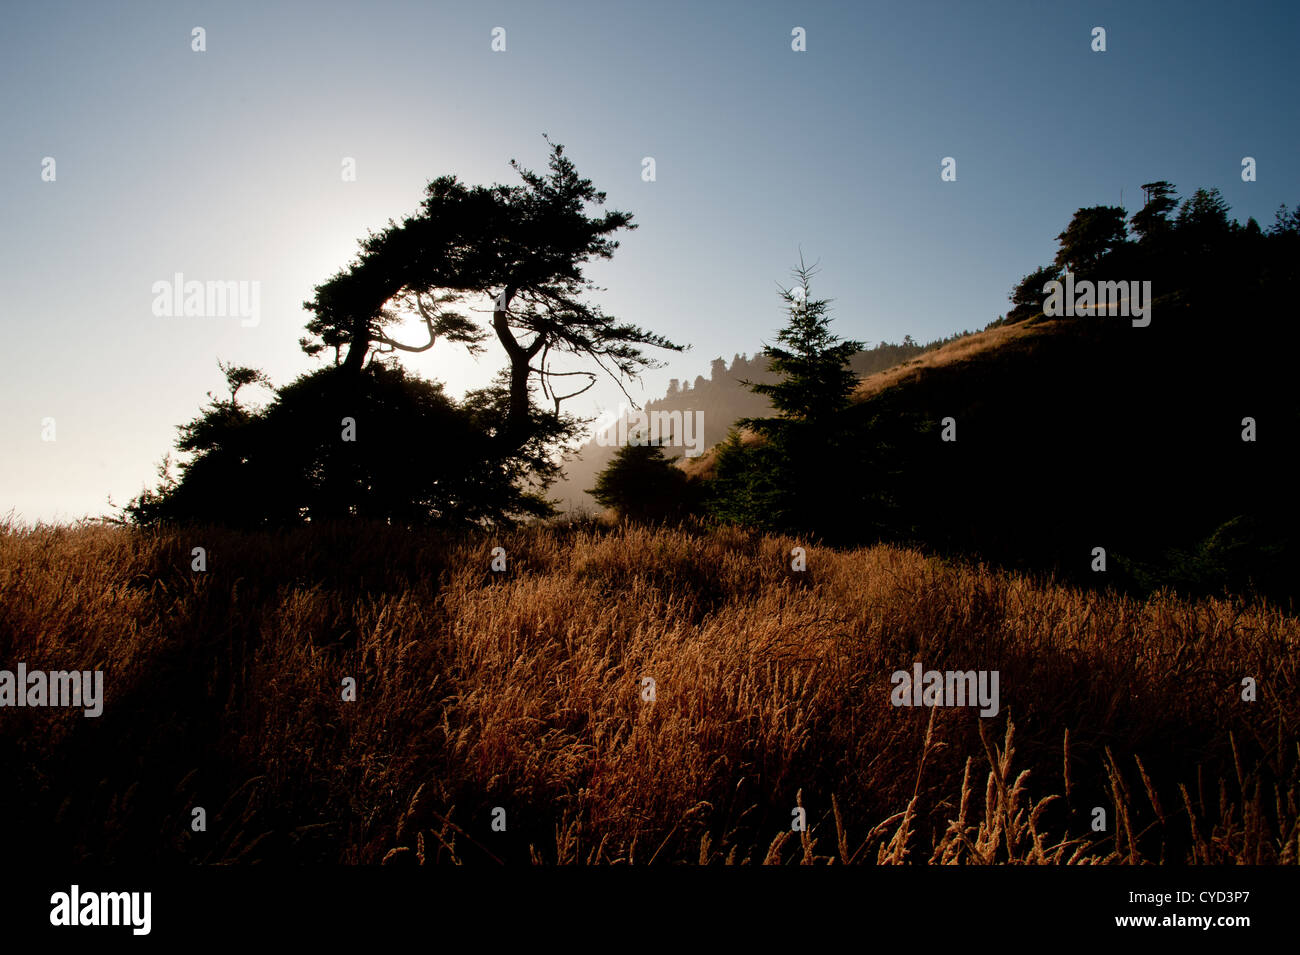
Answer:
top-left (742, 257), bottom-right (863, 434)
top-left (711, 257), bottom-right (868, 536)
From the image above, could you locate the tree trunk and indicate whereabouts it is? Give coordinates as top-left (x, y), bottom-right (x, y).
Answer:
top-left (342, 314), bottom-right (370, 376)
top-left (493, 288), bottom-right (533, 453)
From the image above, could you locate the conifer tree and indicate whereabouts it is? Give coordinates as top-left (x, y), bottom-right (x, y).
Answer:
top-left (587, 439), bottom-right (693, 523)
top-left (742, 257), bottom-right (864, 434)
top-left (711, 257), bottom-right (867, 536)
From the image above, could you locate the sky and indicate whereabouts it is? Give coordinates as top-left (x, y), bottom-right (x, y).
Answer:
top-left (2, 0), bottom-right (1297, 523)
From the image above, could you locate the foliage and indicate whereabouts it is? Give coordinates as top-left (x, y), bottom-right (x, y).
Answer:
top-left (586, 441), bottom-right (698, 524)
top-left (1053, 205), bottom-right (1129, 276)
top-left (130, 141), bottom-right (674, 527)
top-left (707, 259), bottom-right (881, 541)
top-left (1007, 264), bottom-right (1061, 321)
top-left (127, 362), bottom-right (568, 527)
top-left (300, 137), bottom-right (682, 451)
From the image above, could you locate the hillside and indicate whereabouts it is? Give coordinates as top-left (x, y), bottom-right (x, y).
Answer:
top-left (612, 190), bottom-right (1300, 611)
top-left (552, 337), bottom-right (961, 512)
top-left (2, 519), bottom-right (1295, 864)
top-left (843, 302), bottom-right (1300, 601)
top-left (681, 320), bottom-right (1050, 482)
top-left (676, 293), bottom-right (1300, 605)
top-left (849, 320), bottom-right (1050, 402)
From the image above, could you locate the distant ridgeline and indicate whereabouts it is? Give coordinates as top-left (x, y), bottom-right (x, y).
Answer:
top-left (552, 337), bottom-right (958, 512)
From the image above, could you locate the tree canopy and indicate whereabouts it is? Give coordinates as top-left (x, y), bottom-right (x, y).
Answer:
top-left (130, 141), bottom-right (681, 528)
top-left (301, 137), bottom-right (683, 452)
top-left (1053, 205), bottom-right (1129, 276)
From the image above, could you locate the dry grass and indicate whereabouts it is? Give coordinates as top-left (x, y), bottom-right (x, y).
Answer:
top-left (0, 518), bottom-right (1296, 864)
top-left (850, 320), bottom-right (1053, 403)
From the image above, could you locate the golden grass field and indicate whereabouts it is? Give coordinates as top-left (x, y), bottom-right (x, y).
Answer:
top-left (1, 517), bottom-right (1296, 864)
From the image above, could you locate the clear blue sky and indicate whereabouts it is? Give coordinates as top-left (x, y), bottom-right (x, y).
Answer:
top-left (2, 0), bottom-right (1297, 522)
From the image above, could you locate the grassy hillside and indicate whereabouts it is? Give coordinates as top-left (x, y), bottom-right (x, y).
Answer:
top-left (680, 321), bottom-right (1036, 482)
top-left (848, 320), bottom-right (1050, 402)
top-left (551, 338), bottom-right (959, 513)
top-left (2, 519), bottom-right (1295, 864)
top-left (684, 301), bottom-right (1300, 607)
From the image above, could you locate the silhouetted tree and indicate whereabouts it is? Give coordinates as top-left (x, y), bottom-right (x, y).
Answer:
top-left (1054, 205), bottom-right (1129, 276)
top-left (1009, 264), bottom-right (1062, 320)
top-left (301, 138), bottom-right (684, 453)
top-left (1176, 187), bottom-right (1231, 232)
top-left (128, 361), bottom-right (565, 527)
top-left (708, 429), bottom-right (783, 528)
top-left (1131, 181), bottom-right (1179, 243)
top-left (710, 258), bottom-right (870, 537)
top-left (743, 258), bottom-right (864, 429)
top-left (1175, 187), bottom-right (1234, 259)
top-left (587, 440), bottom-right (695, 523)
top-left (1269, 204), bottom-right (1300, 236)
top-left (131, 141), bottom-right (685, 528)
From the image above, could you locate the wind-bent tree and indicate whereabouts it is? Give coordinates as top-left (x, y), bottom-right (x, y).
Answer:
top-left (301, 138), bottom-right (684, 452)
top-left (128, 141), bottom-right (683, 528)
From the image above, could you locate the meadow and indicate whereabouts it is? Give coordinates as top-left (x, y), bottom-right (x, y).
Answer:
top-left (1, 517), bottom-right (1295, 864)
